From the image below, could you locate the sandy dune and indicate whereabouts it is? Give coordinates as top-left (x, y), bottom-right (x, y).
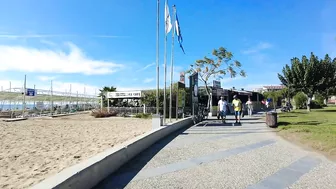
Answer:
top-left (0, 114), bottom-right (151, 189)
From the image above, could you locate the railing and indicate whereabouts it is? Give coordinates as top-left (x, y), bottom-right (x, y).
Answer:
top-left (107, 106), bottom-right (191, 118)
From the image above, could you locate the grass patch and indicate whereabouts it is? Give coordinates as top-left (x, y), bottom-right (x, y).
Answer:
top-left (277, 107), bottom-right (336, 160)
top-left (134, 113), bottom-right (152, 119)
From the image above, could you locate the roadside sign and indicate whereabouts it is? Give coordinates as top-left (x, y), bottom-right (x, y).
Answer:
top-left (26, 88), bottom-right (36, 96)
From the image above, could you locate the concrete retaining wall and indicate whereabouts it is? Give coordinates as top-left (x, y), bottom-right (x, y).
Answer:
top-left (31, 117), bottom-right (193, 189)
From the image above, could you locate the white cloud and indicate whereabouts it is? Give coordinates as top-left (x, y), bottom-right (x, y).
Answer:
top-left (0, 42), bottom-right (124, 75)
top-left (37, 75), bottom-right (58, 81)
top-left (0, 34), bottom-right (127, 39)
top-left (40, 40), bottom-right (57, 46)
top-left (0, 80), bottom-right (23, 92)
top-left (137, 62), bottom-right (155, 72)
top-left (242, 42), bottom-right (272, 54)
top-left (143, 78), bottom-right (154, 83)
top-left (0, 34), bottom-right (72, 39)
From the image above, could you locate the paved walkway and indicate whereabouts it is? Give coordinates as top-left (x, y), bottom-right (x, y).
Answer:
top-left (94, 116), bottom-right (336, 189)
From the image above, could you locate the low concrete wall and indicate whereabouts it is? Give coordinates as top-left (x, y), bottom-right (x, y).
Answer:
top-left (31, 117), bottom-right (193, 189)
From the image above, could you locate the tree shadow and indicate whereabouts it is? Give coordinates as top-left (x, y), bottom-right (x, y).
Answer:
top-left (245, 121), bottom-right (267, 124)
top-left (93, 126), bottom-right (190, 189)
top-left (289, 111), bottom-right (309, 114)
top-left (318, 109), bottom-right (336, 113)
top-left (278, 121), bottom-right (291, 126)
top-left (181, 130), bottom-right (277, 135)
top-left (279, 115), bottom-right (298, 118)
top-left (195, 122), bottom-right (242, 127)
top-left (293, 121), bottom-right (321, 125)
top-left (278, 120), bottom-right (321, 126)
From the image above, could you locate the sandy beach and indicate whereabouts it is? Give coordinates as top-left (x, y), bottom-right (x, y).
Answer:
top-left (0, 114), bottom-right (152, 189)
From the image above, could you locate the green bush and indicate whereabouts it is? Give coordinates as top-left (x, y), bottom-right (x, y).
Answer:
top-left (135, 113), bottom-right (152, 119)
top-left (294, 92), bottom-right (308, 109)
top-left (310, 100), bottom-right (323, 109)
top-left (314, 93), bottom-right (325, 106)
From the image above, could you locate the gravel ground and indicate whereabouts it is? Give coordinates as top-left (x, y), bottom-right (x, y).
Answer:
top-left (290, 160), bottom-right (336, 189)
top-left (139, 133), bottom-right (275, 170)
top-left (95, 117), bottom-right (336, 189)
top-left (124, 143), bottom-right (307, 189)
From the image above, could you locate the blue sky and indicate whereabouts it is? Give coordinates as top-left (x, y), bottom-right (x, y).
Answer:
top-left (0, 0), bottom-right (335, 94)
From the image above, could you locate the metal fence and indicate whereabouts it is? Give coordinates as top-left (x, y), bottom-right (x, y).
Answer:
top-left (0, 84), bottom-right (99, 118)
top-left (107, 106), bottom-right (191, 118)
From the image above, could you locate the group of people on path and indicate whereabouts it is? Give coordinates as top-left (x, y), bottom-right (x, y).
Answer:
top-left (217, 95), bottom-right (253, 124)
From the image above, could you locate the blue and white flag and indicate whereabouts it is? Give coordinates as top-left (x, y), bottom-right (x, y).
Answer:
top-left (175, 11), bottom-right (185, 54)
top-left (165, 0), bottom-right (172, 34)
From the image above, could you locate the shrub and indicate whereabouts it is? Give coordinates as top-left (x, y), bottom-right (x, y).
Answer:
top-left (310, 100), bottom-right (323, 109)
top-left (314, 93), bottom-right (325, 106)
top-left (294, 92), bottom-right (308, 109)
top-left (135, 113), bottom-right (152, 119)
top-left (90, 109), bottom-right (117, 118)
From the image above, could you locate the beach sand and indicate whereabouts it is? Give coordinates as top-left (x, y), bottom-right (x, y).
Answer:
top-left (0, 114), bottom-right (152, 189)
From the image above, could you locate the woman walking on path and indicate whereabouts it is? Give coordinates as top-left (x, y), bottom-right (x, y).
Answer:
top-left (246, 98), bottom-right (253, 117)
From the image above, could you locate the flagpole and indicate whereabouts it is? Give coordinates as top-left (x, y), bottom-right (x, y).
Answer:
top-left (163, 33), bottom-right (168, 124)
top-left (156, 0), bottom-right (160, 115)
top-left (169, 5), bottom-right (176, 122)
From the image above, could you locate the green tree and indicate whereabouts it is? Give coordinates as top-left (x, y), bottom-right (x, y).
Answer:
top-left (186, 47), bottom-right (246, 109)
top-left (98, 86), bottom-right (117, 107)
top-left (280, 87), bottom-right (295, 101)
top-left (141, 83), bottom-right (183, 109)
top-left (293, 92), bottom-right (308, 109)
top-left (317, 55), bottom-right (336, 105)
top-left (142, 89), bottom-right (164, 107)
top-left (278, 52), bottom-right (325, 111)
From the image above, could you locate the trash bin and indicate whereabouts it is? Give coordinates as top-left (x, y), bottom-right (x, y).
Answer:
top-left (160, 115), bottom-right (163, 126)
top-left (266, 111), bottom-right (278, 128)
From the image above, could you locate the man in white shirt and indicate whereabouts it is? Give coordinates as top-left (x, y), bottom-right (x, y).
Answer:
top-left (218, 96), bottom-right (228, 123)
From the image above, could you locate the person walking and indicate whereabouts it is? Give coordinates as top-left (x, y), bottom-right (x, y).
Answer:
top-left (246, 98), bottom-right (253, 117)
top-left (217, 96), bottom-right (228, 123)
top-left (232, 95), bottom-right (242, 123)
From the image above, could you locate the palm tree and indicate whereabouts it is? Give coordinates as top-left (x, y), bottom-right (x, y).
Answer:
top-left (99, 86), bottom-right (117, 107)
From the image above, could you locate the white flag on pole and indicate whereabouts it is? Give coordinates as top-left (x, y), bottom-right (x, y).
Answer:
top-left (165, 0), bottom-right (172, 34)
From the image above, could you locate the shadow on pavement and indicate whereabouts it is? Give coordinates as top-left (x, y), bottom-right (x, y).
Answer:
top-left (181, 130), bottom-right (276, 135)
top-left (93, 126), bottom-right (190, 189)
top-left (243, 121), bottom-right (267, 124)
top-left (195, 122), bottom-right (242, 127)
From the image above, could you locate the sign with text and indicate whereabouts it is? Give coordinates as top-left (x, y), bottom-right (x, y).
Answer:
top-left (107, 91), bottom-right (142, 99)
top-left (189, 73), bottom-right (199, 116)
top-left (26, 88), bottom-right (36, 96)
top-left (213, 80), bottom-right (221, 89)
